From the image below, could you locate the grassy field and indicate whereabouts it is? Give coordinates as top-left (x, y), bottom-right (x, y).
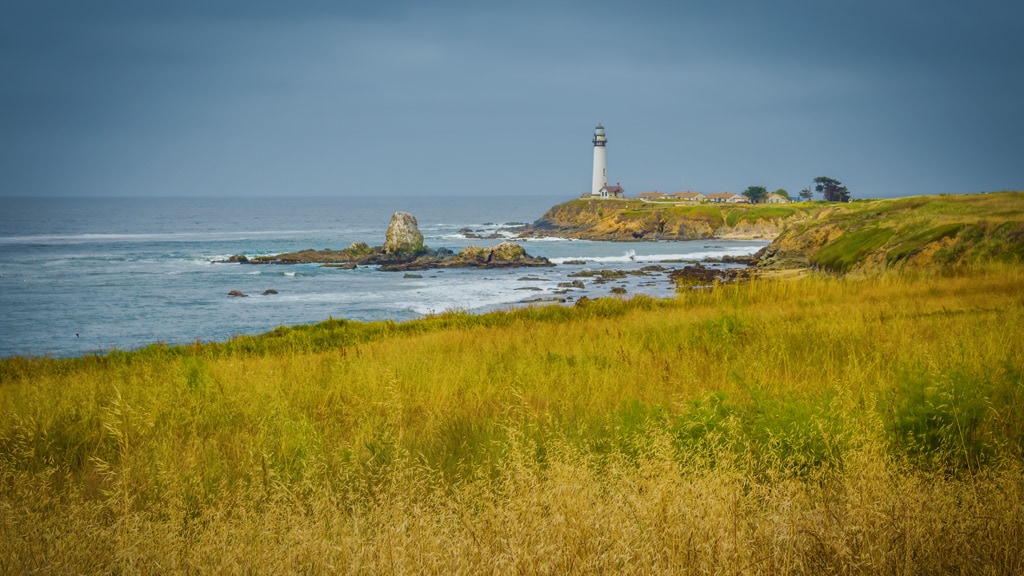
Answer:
top-left (2, 265), bottom-right (1023, 573)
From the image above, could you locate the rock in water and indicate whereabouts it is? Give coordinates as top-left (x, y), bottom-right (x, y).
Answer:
top-left (490, 241), bottom-right (527, 262)
top-left (344, 242), bottom-right (375, 258)
top-left (383, 212), bottom-right (425, 256)
top-left (453, 241), bottom-right (546, 268)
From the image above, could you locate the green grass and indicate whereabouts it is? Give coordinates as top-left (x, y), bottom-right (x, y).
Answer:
top-left (886, 223), bottom-right (966, 265)
top-left (724, 205), bottom-right (799, 227)
top-left (811, 226), bottom-right (895, 272)
top-left (672, 203), bottom-right (723, 219)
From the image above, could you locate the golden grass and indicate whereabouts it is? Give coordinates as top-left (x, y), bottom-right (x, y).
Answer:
top-left (2, 265), bottom-right (1023, 573)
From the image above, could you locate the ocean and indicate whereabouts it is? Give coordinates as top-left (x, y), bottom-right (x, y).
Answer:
top-left (0, 196), bottom-right (767, 358)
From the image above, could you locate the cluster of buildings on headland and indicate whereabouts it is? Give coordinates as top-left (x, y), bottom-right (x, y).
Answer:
top-left (580, 123), bottom-right (789, 204)
top-left (633, 190), bottom-right (790, 204)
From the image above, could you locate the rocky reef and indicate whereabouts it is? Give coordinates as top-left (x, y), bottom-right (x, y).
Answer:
top-left (221, 212), bottom-right (552, 271)
top-left (669, 263), bottom-right (753, 286)
top-left (379, 241), bottom-right (553, 271)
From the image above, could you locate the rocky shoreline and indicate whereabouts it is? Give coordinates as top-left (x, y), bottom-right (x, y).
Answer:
top-left (218, 192), bottom-right (1024, 302)
top-left (216, 209), bottom-right (762, 302)
top-left (516, 199), bottom-right (807, 242)
top-left (219, 212), bottom-right (553, 271)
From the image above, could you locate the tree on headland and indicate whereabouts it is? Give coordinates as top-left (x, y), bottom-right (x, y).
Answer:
top-left (742, 185), bottom-right (768, 204)
top-left (799, 187), bottom-right (814, 201)
top-left (773, 189), bottom-right (790, 200)
top-left (814, 176), bottom-right (851, 202)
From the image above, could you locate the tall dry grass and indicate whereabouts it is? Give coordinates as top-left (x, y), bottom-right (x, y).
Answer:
top-left (2, 264), bottom-right (1023, 573)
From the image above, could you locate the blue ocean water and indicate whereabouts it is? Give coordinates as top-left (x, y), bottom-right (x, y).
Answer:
top-left (0, 196), bottom-right (767, 358)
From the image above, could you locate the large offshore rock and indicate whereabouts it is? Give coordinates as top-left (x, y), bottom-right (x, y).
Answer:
top-left (384, 212), bottom-right (425, 255)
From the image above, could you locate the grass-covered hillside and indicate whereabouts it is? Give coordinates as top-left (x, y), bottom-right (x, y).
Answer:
top-left (2, 265), bottom-right (1023, 573)
top-left (758, 191), bottom-right (1024, 274)
top-left (519, 198), bottom-right (817, 240)
top-left (520, 193), bottom-right (1024, 275)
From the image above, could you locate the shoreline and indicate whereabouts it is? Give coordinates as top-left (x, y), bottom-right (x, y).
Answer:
top-left (518, 198), bottom-right (802, 242)
top-left (710, 231), bottom-right (781, 241)
top-left (5, 238), bottom-right (767, 360)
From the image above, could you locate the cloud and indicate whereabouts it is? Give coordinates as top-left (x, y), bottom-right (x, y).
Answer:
top-left (1, 0), bottom-right (1021, 198)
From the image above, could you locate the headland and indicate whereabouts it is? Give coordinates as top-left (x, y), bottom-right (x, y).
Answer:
top-left (523, 191), bottom-right (1024, 276)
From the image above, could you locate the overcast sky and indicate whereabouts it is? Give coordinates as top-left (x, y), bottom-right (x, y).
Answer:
top-left (2, 0), bottom-right (1021, 199)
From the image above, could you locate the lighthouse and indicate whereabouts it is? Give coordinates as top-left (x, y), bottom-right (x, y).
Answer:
top-left (591, 123), bottom-right (607, 196)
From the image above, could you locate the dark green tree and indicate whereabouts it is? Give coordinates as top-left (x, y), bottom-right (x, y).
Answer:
top-left (799, 187), bottom-right (814, 201)
top-left (742, 185), bottom-right (768, 204)
top-left (773, 188), bottom-right (790, 200)
top-left (813, 176), bottom-right (851, 202)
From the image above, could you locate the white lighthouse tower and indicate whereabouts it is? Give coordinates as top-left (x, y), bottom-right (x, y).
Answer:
top-left (591, 123), bottom-right (607, 196)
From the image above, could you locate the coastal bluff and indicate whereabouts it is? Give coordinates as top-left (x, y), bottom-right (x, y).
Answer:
top-left (222, 211), bottom-right (553, 271)
top-left (754, 191), bottom-right (1024, 275)
top-left (518, 199), bottom-right (813, 241)
top-left (519, 192), bottom-right (1024, 276)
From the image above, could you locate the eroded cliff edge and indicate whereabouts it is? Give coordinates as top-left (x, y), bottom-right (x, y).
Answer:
top-left (519, 193), bottom-right (1024, 276)
top-left (518, 199), bottom-right (813, 241)
top-left (754, 192), bottom-right (1024, 275)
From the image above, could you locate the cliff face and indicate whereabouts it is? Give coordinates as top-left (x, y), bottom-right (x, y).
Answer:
top-left (519, 199), bottom-right (811, 241)
top-left (521, 193), bottom-right (1024, 275)
top-left (756, 192), bottom-right (1024, 274)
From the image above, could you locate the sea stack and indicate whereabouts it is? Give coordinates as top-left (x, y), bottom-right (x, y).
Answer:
top-left (383, 211), bottom-right (425, 256)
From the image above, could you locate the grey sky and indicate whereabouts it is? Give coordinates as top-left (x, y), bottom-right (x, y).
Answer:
top-left (2, 0), bottom-right (1021, 199)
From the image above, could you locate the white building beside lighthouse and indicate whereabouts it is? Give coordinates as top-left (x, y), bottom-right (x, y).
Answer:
top-left (584, 123), bottom-right (624, 199)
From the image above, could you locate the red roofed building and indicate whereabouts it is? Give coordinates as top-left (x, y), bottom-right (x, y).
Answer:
top-left (595, 183), bottom-right (625, 199)
top-left (581, 183), bottom-right (625, 199)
